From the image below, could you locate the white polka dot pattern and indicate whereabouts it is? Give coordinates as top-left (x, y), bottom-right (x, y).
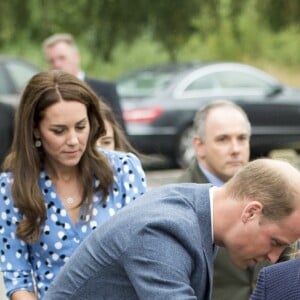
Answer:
top-left (0, 150), bottom-right (146, 299)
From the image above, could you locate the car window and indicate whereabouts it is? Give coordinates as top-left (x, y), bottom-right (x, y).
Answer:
top-left (5, 61), bottom-right (38, 93)
top-left (212, 71), bottom-right (272, 89)
top-left (184, 70), bottom-right (273, 93)
top-left (0, 65), bottom-right (13, 94)
top-left (117, 71), bottom-right (174, 98)
top-left (184, 73), bottom-right (218, 91)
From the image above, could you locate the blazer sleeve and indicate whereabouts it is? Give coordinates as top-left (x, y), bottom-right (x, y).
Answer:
top-left (121, 226), bottom-right (201, 299)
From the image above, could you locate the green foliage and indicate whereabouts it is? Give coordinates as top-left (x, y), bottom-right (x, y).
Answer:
top-left (84, 35), bottom-right (167, 78)
top-left (1, 0), bottom-right (300, 84)
top-left (81, 0), bottom-right (149, 61)
top-left (260, 26), bottom-right (300, 66)
top-left (257, 0), bottom-right (300, 32)
top-left (144, 0), bottom-right (200, 61)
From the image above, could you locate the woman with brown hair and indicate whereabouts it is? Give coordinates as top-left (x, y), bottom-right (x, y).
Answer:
top-left (0, 70), bottom-right (146, 299)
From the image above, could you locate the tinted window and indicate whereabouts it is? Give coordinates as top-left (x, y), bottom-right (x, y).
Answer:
top-left (5, 61), bottom-right (38, 92)
top-left (184, 70), bottom-right (273, 92)
top-left (185, 74), bottom-right (217, 91)
top-left (0, 65), bottom-right (13, 94)
top-left (213, 71), bottom-right (271, 89)
top-left (117, 71), bottom-right (174, 98)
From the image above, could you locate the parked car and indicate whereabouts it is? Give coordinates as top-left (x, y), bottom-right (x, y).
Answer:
top-left (117, 62), bottom-right (300, 167)
top-left (0, 56), bottom-right (40, 107)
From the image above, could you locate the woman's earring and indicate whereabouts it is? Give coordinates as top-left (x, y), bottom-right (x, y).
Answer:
top-left (35, 139), bottom-right (42, 148)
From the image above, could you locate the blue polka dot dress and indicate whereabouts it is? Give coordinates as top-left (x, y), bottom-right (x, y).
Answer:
top-left (0, 150), bottom-right (147, 299)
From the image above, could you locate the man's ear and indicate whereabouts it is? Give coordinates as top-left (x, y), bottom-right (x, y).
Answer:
top-left (193, 136), bottom-right (205, 159)
top-left (241, 201), bottom-right (263, 223)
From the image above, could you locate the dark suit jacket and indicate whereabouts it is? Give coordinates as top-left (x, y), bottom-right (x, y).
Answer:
top-left (44, 183), bottom-right (215, 300)
top-left (0, 102), bottom-right (14, 169)
top-left (250, 259), bottom-right (300, 300)
top-left (85, 77), bottom-right (126, 131)
top-left (177, 159), bottom-right (265, 300)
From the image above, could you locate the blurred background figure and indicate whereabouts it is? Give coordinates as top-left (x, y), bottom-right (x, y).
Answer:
top-left (0, 102), bottom-right (14, 170)
top-left (177, 100), bottom-right (265, 300)
top-left (42, 33), bottom-right (126, 132)
top-left (97, 101), bottom-right (135, 153)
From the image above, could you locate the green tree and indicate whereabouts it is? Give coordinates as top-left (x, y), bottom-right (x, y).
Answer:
top-left (257, 0), bottom-right (300, 32)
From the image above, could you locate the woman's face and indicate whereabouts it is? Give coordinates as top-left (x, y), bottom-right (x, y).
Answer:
top-left (35, 100), bottom-right (90, 170)
top-left (97, 120), bottom-right (115, 150)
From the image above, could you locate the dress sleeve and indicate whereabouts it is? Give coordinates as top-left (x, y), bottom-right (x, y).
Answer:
top-left (108, 151), bottom-right (147, 206)
top-left (249, 267), bottom-right (266, 300)
top-left (0, 173), bottom-right (35, 297)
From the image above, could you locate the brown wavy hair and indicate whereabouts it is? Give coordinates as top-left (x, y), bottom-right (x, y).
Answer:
top-left (3, 70), bottom-right (113, 243)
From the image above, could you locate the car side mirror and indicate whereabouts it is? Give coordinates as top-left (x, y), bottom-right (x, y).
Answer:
top-left (265, 85), bottom-right (283, 97)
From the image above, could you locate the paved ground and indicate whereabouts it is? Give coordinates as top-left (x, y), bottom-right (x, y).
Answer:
top-left (0, 276), bottom-right (6, 300)
top-left (146, 168), bottom-right (183, 188)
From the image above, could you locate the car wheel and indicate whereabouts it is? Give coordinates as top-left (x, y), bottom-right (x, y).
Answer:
top-left (176, 126), bottom-right (195, 168)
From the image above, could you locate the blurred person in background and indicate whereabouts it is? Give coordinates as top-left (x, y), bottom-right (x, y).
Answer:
top-left (0, 70), bottom-right (146, 299)
top-left (97, 101), bottom-right (135, 153)
top-left (177, 100), bottom-right (267, 300)
top-left (0, 102), bottom-right (14, 170)
top-left (42, 33), bottom-right (126, 132)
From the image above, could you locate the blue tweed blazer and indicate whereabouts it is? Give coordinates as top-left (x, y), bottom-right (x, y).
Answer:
top-left (250, 259), bottom-right (300, 300)
top-left (44, 183), bottom-right (215, 300)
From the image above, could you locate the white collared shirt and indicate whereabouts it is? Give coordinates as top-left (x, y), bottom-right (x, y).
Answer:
top-left (198, 163), bottom-right (224, 187)
top-left (77, 70), bottom-right (85, 81)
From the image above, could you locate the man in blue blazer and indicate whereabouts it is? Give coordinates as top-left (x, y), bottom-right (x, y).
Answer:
top-left (42, 33), bottom-right (126, 131)
top-left (44, 158), bottom-right (300, 299)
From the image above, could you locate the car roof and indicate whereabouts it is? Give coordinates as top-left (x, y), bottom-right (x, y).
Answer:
top-left (118, 61), bottom-right (280, 83)
top-left (118, 61), bottom-right (213, 78)
top-left (118, 61), bottom-right (281, 89)
top-left (0, 55), bottom-right (40, 68)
